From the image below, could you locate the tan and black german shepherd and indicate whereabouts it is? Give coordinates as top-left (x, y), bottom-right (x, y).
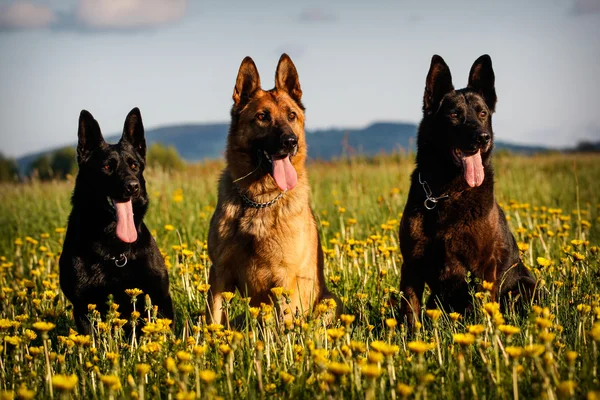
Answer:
top-left (207, 54), bottom-right (340, 325)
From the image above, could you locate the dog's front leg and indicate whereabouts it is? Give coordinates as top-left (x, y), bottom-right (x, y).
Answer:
top-left (208, 264), bottom-right (234, 326)
top-left (399, 264), bottom-right (425, 329)
top-left (74, 308), bottom-right (92, 335)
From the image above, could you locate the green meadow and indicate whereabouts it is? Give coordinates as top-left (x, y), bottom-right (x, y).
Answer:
top-left (0, 152), bottom-right (599, 399)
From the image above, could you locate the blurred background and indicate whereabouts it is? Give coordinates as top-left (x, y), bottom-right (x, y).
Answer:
top-left (0, 0), bottom-right (599, 180)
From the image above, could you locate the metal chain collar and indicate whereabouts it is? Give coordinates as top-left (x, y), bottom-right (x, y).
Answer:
top-left (418, 172), bottom-right (450, 210)
top-left (109, 253), bottom-right (128, 268)
top-left (236, 185), bottom-right (285, 209)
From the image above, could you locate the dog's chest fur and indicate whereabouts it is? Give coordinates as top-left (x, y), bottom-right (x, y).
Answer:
top-left (402, 181), bottom-right (508, 285)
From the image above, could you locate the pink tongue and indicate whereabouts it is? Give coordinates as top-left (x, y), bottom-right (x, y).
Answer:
top-left (461, 150), bottom-right (485, 187)
top-left (114, 199), bottom-right (137, 243)
top-left (271, 155), bottom-right (298, 191)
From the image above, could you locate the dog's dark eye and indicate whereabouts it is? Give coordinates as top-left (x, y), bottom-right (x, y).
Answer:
top-left (450, 113), bottom-right (459, 119)
top-left (130, 163), bottom-right (138, 170)
top-left (256, 112), bottom-right (266, 121)
top-left (103, 164), bottom-right (112, 173)
top-left (288, 112), bottom-right (297, 121)
top-left (479, 111), bottom-right (488, 118)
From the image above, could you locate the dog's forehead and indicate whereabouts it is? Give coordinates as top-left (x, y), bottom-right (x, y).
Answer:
top-left (462, 91), bottom-right (487, 107)
top-left (251, 90), bottom-right (300, 112)
top-left (444, 91), bottom-right (486, 109)
top-left (103, 142), bottom-right (135, 160)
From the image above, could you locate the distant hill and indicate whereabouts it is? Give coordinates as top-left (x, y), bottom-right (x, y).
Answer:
top-left (17, 121), bottom-right (549, 173)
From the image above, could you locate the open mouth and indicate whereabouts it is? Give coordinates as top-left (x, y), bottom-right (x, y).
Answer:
top-left (261, 149), bottom-right (298, 192)
top-left (107, 196), bottom-right (137, 243)
top-left (453, 148), bottom-right (485, 188)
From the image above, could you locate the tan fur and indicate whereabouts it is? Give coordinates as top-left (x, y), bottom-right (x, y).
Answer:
top-left (207, 54), bottom-right (340, 325)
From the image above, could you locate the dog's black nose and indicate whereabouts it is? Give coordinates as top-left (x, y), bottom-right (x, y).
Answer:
top-left (477, 132), bottom-right (491, 145)
top-left (125, 181), bottom-right (140, 196)
top-left (281, 134), bottom-right (298, 152)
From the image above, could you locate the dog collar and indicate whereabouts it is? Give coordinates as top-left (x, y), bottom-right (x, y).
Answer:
top-left (418, 172), bottom-right (450, 210)
top-left (235, 185), bottom-right (285, 209)
top-left (108, 253), bottom-right (128, 268)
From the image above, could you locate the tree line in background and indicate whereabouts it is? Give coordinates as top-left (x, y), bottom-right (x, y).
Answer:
top-left (0, 143), bottom-right (185, 182)
top-left (1, 140), bottom-right (599, 183)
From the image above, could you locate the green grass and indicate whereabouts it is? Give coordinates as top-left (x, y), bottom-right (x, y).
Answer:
top-left (0, 152), bottom-right (599, 399)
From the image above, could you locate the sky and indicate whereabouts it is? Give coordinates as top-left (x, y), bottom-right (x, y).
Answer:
top-left (0, 0), bottom-right (599, 157)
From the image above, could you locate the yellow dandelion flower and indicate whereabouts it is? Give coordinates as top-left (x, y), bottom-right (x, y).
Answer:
top-left (340, 314), bottom-right (355, 326)
top-left (165, 357), bottom-right (177, 373)
top-left (327, 328), bottom-right (345, 340)
top-left (197, 283), bottom-right (211, 293)
top-left (270, 287), bottom-right (284, 298)
top-left (449, 312), bottom-right (462, 322)
top-left (178, 363), bottom-right (193, 374)
top-left (221, 292), bottom-right (235, 303)
top-left (588, 323), bottom-right (600, 342)
top-left (536, 257), bottom-right (552, 267)
top-left (407, 341), bottom-right (435, 354)
top-left (351, 341), bottom-right (367, 353)
top-left (176, 350), bottom-right (192, 362)
top-left (32, 322), bottom-right (55, 332)
top-left (426, 309), bottom-right (443, 321)
top-left (199, 370), bottom-right (217, 384)
top-left (371, 341), bottom-right (400, 356)
top-left (360, 364), bottom-right (382, 378)
top-left (517, 242), bottom-right (529, 252)
top-left (498, 325), bottom-right (520, 336)
top-left (483, 302), bottom-right (500, 316)
top-left (164, 224), bottom-right (175, 231)
top-left (505, 346), bottom-right (523, 358)
top-left (280, 371), bottom-right (295, 384)
top-left (327, 362), bottom-right (351, 376)
top-left (453, 333), bottom-right (475, 346)
top-left (136, 363), bottom-right (151, 376)
top-left (368, 351), bottom-right (385, 363)
top-left (207, 323), bottom-right (224, 332)
top-left (523, 344), bottom-right (545, 358)
top-left (100, 375), bottom-right (121, 391)
top-left (52, 375), bottom-right (78, 392)
top-left (16, 386), bottom-right (35, 400)
top-left (219, 344), bottom-right (232, 355)
top-left (468, 325), bottom-right (485, 335)
top-left (397, 383), bottom-right (413, 397)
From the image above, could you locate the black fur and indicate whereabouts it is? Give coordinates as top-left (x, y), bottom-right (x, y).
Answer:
top-left (59, 108), bottom-right (173, 334)
top-left (399, 55), bottom-right (536, 326)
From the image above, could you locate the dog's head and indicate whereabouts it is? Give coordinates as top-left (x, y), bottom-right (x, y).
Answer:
top-left (227, 53), bottom-right (306, 192)
top-left (76, 108), bottom-right (148, 243)
top-left (419, 54), bottom-right (497, 188)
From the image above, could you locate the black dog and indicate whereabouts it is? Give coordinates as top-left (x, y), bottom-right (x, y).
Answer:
top-left (59, 108), bottom-right (174, 334)
top-left (399, 55), bottom-right (536, 325)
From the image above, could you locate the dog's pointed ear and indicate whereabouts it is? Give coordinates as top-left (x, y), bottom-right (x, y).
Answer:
top-left (423, 55), bottom-right (454, 115)
top-left (233, 56), bottom-right (261, 107)
top-left (275, 53), bottom-right (302, 104)
top-left (468, 54), bottom-right (497, 112)
top-left (121, 107), bottom-right (146, 158)
top-left (77, 110), bottom-right (105, 164)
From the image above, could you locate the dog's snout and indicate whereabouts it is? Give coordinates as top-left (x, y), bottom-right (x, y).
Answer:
top-left (477, 132), bottom-right (491, 145)
top-left (125, 180), bottom-right (140, 196)
top-left (281, 134), bottom-right (298, 151)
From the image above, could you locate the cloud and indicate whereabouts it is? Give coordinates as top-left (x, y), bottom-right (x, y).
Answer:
top-left (0, 0), bottom-right (187, 32)
top-left (298, 8), bottom-right (336, 23)
top-left (0, 2), bottom-right (57, 29)
top-left (571, 0), bottom-right (600, 15)
top-left (75, 0), bottom-right (186, 29)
